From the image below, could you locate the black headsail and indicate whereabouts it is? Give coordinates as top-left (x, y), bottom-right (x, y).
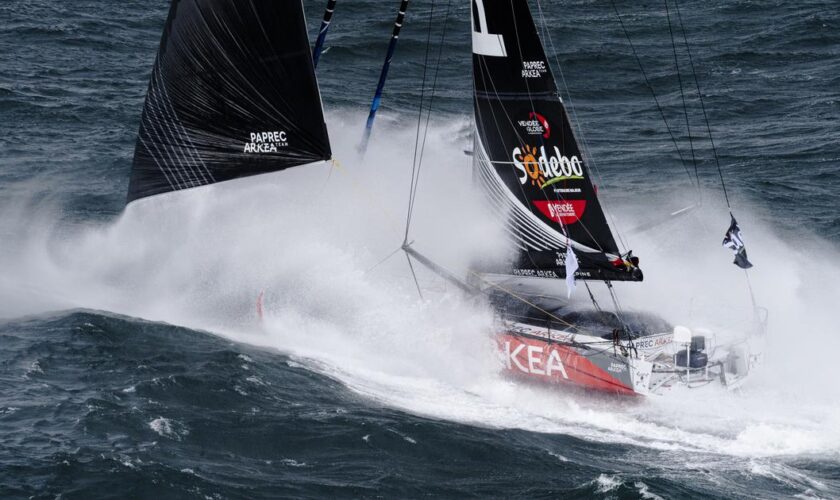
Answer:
top-left (471, 0), bottom-right (641, 282)
top-left (128, 0), bottom-right (332, 203)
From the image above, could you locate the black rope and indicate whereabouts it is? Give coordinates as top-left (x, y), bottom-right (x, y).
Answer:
top-left (609, 0), bottom-right (697, 188)
top-left (673, 0), bottom-right (732, 208)
top-left (664, 0), bottom-right (701, 193)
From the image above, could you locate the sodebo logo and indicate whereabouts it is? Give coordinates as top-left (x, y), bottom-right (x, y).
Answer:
top-left (512, 145), bottom-right (584, 189)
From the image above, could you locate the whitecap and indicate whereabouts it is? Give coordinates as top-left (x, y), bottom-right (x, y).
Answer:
top-left (593, 474), bottom-right (621, 494)
top-left (149, 417), bottom-right (188, 441)
top-left (634, 481), bottom-right (664, 500)
top-left (25, 360), bottom-right (44, 376)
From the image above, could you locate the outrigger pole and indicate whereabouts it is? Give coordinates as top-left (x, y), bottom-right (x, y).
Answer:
top-left (359, 0), bottom-right (409, 156)
top-left (312, 0), bottom-right (337, 68)
top-left (402, 241), bottom-right (477, 295)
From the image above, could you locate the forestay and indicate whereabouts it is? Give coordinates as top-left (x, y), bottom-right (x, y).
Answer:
top-left (128, 0), bottom-right (331, 203)
top-left (471, 0), bottom-right (641, 282)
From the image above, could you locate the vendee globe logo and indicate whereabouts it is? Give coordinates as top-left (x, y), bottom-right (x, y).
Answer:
top-left (512, 145), bottom-right (584, 189)
top-left (517, 112), bottom-right (551, 139)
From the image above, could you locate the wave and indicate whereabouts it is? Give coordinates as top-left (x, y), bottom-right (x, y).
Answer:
top-left (1, 111), bottom-right (839, 470)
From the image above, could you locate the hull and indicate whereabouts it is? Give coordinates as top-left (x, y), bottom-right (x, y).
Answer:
top-left (497, 322), bottom-right (655, 396)
top-left (497, 318), bottom-right (761, 397)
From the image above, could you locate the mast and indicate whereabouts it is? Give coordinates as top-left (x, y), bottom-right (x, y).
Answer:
top-left (312, 0), bottom-right (337, 68)
top-left (359, 0), bottom-right (409, 156)
top-left (128, 0), bottom-right (331, 203)
top-left (470, 0), bottom-right (640, 283)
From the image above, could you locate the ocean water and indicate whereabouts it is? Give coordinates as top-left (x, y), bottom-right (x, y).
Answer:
top-left (1, 0), bottom-right (840, 498)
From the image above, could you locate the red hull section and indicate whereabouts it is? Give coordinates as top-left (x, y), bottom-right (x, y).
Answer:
top-left (497, 333), bottom-right (636, 396)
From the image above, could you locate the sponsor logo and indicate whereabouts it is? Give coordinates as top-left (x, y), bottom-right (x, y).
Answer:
top-left (517, 112), bottom-right (551, 138)
top-left (522, 60), bottom-right (548, 79)
top-left (634, 335), bottom-right (673, 351)
top-left (608, 362), bottom-right (628, 373)
top-left (514, 268), bottom-right (592, 278)
top-left (512, 268), bottom-right (559, 278)
top-left (629, 334), bottom-right (673, 359)
top-left (532, 200), bottom-right (587, 225)
top-left (504, 341), bottom-right (569, 379)
top-left (244, 131), bottom-right (288, 153)
top-left (512, 145), bottom-right (584, 189)
top-left (507, 323), bottom-right (575, 343)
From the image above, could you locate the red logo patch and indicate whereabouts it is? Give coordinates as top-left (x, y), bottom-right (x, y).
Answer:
top-left (529, 112), bottom-right (550, 139)
top-left (533, 200), bottom-right (587, 224)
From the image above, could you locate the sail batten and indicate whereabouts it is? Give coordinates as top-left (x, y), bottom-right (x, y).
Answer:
top-left (471, 0), bottom-right (641, 282)
top-left (128, 0), bottom-right (331, 203)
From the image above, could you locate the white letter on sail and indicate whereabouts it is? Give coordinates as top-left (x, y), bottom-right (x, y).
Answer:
top-left (512, 147), bottom-right (527, 183)
top-left (472, 0), bottom-right (507, 57)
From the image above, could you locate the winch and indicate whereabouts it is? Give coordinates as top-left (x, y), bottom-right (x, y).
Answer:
top-left (673, 326), bottom-right (709, 369)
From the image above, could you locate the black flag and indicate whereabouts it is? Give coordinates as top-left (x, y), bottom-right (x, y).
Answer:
top-left (722, 216), bottom-right (753, 269)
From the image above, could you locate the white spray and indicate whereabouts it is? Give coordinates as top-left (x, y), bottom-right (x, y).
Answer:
top-left (1, 111), bottom-right (839, 469)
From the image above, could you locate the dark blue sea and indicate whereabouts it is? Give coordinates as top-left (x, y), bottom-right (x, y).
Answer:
top-left (1, 0), bottom-right (839, 498)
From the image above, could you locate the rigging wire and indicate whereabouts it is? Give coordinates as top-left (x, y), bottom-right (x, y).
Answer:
top-left (583, 281), bottom-right (603, 314)
top-left (532, 2), bottom-right (642, 329)
top-left (405, 0), bottom-right (452, 241)
top-left (664, 0), bottom-right (702, 195)
top-left (608, 0), bottom-right (699, 190)
top-left (404, 0), bottom-right (436, 243)
top-left (534, 0), bottom-right (630, 254)
top-left (605, 280), bottom-right (637, 353)
top-left (405, 252), bottom-right (425, 299)
top-left (672, 0), bottom-right (731, 208)
top-left (670, 1), bottom-right (757, 316)
top-left (365, 244), bottom-right (405, 274)
top-left (480, 273), bottom-right (646, 360)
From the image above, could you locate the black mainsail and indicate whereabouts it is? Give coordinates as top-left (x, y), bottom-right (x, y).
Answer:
top-left (471, 0), bottom-right (641, 282)
top-left (128, 0), bottom-right (332, 203)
